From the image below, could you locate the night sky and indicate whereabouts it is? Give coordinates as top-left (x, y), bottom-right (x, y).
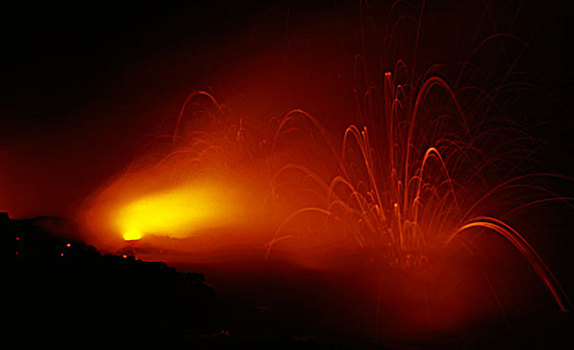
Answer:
top-left (1, 1), bottom-right (355, 217)
top-left (2, 1), bottom-right (573, 219)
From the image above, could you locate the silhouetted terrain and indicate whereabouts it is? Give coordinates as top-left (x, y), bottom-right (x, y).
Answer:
top-left (3, 212), bottom-right (216, 346)
top-left (3, 212), bottom-right (573, 349)
top-left (2, 213), bottom-right (352, 348)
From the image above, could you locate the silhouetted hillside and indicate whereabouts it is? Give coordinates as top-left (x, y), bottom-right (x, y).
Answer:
top-left (1, 213), bottom-right (353, 348)
top-left (4, 212), bottom-right (572, 349)
top-left (3, 213), bottom-right (218, 346)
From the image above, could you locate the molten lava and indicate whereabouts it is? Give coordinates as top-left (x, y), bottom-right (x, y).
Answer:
top-left (123, 229), bottom-right (142, 241)
top-left (74, 1), bottom-right (573, 344)
top-left (117, 184), bottom-right (239, 241)
top-left (77, 91), bottom-right (280, 257)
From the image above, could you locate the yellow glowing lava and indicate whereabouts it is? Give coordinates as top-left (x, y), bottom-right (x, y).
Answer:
top-left (116, 184), bottom-right (239, 240)
top-left (123, 229), bottom-right (143, 241)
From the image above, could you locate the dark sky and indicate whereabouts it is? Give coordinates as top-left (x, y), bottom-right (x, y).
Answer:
top-left (0, 1), bottom-right (306, 217)
top-left (1, 1), bottom-right (573, 219)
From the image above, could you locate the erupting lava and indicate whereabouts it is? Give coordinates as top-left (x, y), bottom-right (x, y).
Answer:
top-left (78, 91), bottom-right (277, 255)
top-left (75, 1), bottom-right (572, 342)
top-left (117, 184), bottom-right (237, 241)
top-left (79, 80), bottom-right (571, 322)
top-left (265, 72), bottom-right (572, 315)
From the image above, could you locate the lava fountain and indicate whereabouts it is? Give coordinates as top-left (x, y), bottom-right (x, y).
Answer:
top-left (76, 1), bottom-right (572, 344)
top-left (265, 70), bottom-right (572, 338)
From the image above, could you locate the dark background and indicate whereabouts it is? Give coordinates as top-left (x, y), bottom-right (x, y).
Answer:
top-left (1, 0), bottom-right (573, 219)
top-left (1, 1), bottom-right (357, 218)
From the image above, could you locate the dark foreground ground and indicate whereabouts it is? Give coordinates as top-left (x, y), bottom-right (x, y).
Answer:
top-left (2, 212), bottom-right (573, 348)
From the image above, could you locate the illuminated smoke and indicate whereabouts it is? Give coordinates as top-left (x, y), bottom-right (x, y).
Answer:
top-left (76, 1), bottom-right (572, 340)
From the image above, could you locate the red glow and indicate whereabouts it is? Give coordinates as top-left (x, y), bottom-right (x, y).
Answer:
top-left (24, 1), bottom-right (569, 344)
top-left (78, 77), bottom-right (571, 340)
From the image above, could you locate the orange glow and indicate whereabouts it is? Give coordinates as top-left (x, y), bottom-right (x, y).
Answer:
top-left (76, 92), bottom-right (276, 256)
top-left (4, 2), bottom-right (571, 346)
top-left (72, 9), bottom-right (572, 340)
top-left (122, 229), bottom-right (142, 241)
top-left (78, 172), bottom-right (267, 253)
top-left (76, 80), bottom-right (572, 338)
top-left (117, 185), bottom-right (235, 240)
